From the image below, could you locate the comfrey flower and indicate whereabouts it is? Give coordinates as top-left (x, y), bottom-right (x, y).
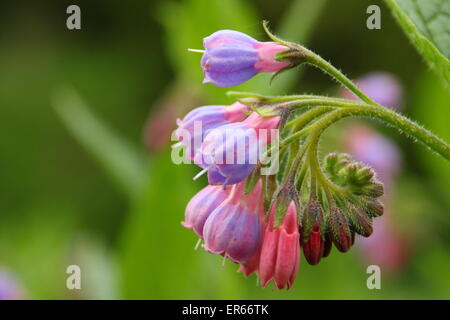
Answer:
top-left (238, 207), bottom-right (266, 277)
top-left (202, 180), bottom-right (263, 264)
top-left (177, 22), bottom-right (447, 290)
top-left (259, 201), bottom-right (300, 290)
top-left (200, 30), bottom-right (290, 87)
top-left (181, 185), bottom-right (230, 238)
top-left (176, 102), bottom-right (250, 160)
top-left (195, 112), bottom-right (280, 186)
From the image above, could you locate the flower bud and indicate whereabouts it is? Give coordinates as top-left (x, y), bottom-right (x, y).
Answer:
top-left (356, 181), bottom-right (384, 198)
top-left (338, 162), bottom-right (375, 186)
top-left (201, 30), bottom-right (290, 87)
top-left (176, 102), bottom-right (249, 160)
top-left (302, 221), bottom-right (324, 265)
top-left (203, 180), bottom-right (263, 264)
top-left (324, 153), bottom-right (352, 182)
top-left (329, 207), bottom-right (352, 252)
top-left (181, 185), bottom-right (230, 238)
top-left (259, 201), bottom-right (300, 290)
top-left (363, 198), bottom-right (384, 217)
top-left (351, 207), bottom-right (373, 237)
top-left (301, 199), bottom-right (326, 265)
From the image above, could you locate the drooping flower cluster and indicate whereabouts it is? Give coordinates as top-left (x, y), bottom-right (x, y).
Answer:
top-left (182, 180), bottom-right (302, 289)
top-left (175, 24), bottom-right (391, 290)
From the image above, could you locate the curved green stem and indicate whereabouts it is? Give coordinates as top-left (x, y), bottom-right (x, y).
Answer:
top-left (288, 44), bottom-right (377, 106)
top-left (307, 105), bottom-right (450, 161)
top-left (273, 98), bottom-right (365, 111)
top-left (227, 91), bottom-right (363, 105)
top-left (306, 134), bottom-right (339, 203)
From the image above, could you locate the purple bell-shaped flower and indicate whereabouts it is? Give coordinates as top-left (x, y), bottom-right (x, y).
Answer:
top-left (202, 180), bottom-right (263, 264)
top-left (201, 30), bottom-right (290, 87)
top-left (181, 185), bottom-right (230, 238)
top-left (195, 112), bottom-right (280, 186)
top-left (176, 102), bottom-right (250, 160)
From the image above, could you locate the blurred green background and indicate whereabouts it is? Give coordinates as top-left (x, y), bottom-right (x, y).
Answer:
top-left (0, 0), bottom-right (449, 299)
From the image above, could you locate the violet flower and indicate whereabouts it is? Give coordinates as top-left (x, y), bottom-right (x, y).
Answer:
top-left (200, 30), bottom-right (290, 87)
top-left (175, 102), bottom-right (249, 160)
top-left (195, 112), bottom-right (280, 186)
top-left (182, 185), bottom-right (230, 239)
top-left (202, 180), bottom-right (263, 264)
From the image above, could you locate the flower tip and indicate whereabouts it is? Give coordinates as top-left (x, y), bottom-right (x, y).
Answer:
top-left (180, 221), bottom-right (190, 229)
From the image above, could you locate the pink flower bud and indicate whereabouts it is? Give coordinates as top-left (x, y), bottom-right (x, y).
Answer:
top-left (301, 199), bottom-right (325, 265)
top-left (259, 201), bottom-right (300, 290)
top-left (302, 221), bottom-right (325, 266)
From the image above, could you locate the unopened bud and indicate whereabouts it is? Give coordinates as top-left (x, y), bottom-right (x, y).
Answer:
top-left (354, 208), bottom-right (373, 237)
top-left (346, 204), bottom-right (373, 237)
top-left (357, 181), bottom-right (384, 198)
top-left (324, 153), bottom-right (352, 181)
top-left (302, 221), bottom-right (325, 265)
top-left (329, 207), bottom-right (352, 252)
top-left (301, 198), bottom-right (326, 265)
top-left (355, 166), bottom-right (375, 184)
top-left (364, 198), bottom-right (384, 217)
top-left (302, 199), bottom-right (324, 241)
top-left (339, 162), bottom-right (375, 186)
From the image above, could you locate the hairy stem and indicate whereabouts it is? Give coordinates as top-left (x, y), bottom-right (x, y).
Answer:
top-left (308, 106), bottom-right (450, 161)
top-left (291, 44), bottom-right (377, 106)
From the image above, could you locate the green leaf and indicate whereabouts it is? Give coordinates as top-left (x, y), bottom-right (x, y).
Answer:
top-left (385, 0), bottom-right (450, 86)
top-left (52, 86), bottom-right (147, 199)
